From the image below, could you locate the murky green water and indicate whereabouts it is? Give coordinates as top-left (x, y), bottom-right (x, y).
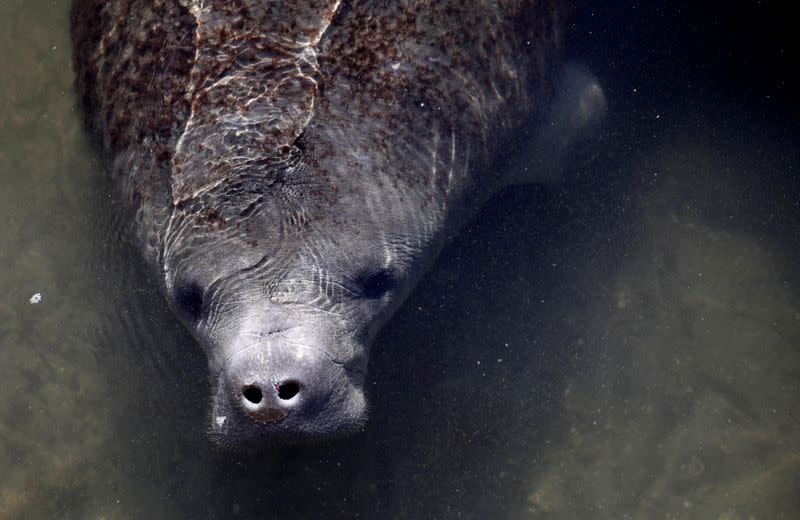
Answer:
top-left (1, 1), bottom-right (798, 519)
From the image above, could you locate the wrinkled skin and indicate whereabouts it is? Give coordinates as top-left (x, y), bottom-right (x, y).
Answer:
top-left (72, 0), bottom-right (603, 447)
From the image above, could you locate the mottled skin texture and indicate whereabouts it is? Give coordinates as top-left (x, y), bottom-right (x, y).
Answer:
top-left (72, 0), bottom-right (600, 447)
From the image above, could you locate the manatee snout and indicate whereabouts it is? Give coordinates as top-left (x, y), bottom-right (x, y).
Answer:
top-left (210, 329), bottom-right (368, 446)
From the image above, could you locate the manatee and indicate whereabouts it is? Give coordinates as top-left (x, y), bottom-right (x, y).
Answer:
top-left (71, 0), bottom-right (604, 447)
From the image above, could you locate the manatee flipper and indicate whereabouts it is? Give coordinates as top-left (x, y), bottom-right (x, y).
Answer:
top-left (506, 63), bottom-right (606, 186)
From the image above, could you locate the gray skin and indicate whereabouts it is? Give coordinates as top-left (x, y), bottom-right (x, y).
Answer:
top-left (72, 0), bottom-right (604, 448)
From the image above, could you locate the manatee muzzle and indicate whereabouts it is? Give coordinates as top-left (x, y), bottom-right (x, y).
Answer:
top-left (210, 336), bottom-right (367, 444)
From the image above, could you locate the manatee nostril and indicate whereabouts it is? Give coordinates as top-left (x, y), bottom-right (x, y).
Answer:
top-left (239, 382), bottom-right (288, 424)
top-left (276, 380), bottom-right (301, 400)
top-left (242, 385), bottom-right (263, 404)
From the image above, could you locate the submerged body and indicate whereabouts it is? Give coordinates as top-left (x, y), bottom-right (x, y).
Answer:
top-left (72, 0), bottom-right (603, 447)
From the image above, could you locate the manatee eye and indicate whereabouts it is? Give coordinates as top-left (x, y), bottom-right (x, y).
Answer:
top-left (174, 282), bottom-right (205, 322)
top-left (359, 269), bottom-right (396, 299)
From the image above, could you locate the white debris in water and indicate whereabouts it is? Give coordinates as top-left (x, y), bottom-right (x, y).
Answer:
top-left (29, 293), bottom-right (42, 304)
top-left (215, 416), bottom-right (227, 427)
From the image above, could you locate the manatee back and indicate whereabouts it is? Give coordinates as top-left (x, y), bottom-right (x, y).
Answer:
top-left (72, 0), bottom-right (196, 258)
top-left (72, 0), bottom-right (564, 261)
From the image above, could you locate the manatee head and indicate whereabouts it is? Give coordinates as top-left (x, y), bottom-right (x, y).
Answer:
top-left (160, 148), bottom-right (432, 448)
